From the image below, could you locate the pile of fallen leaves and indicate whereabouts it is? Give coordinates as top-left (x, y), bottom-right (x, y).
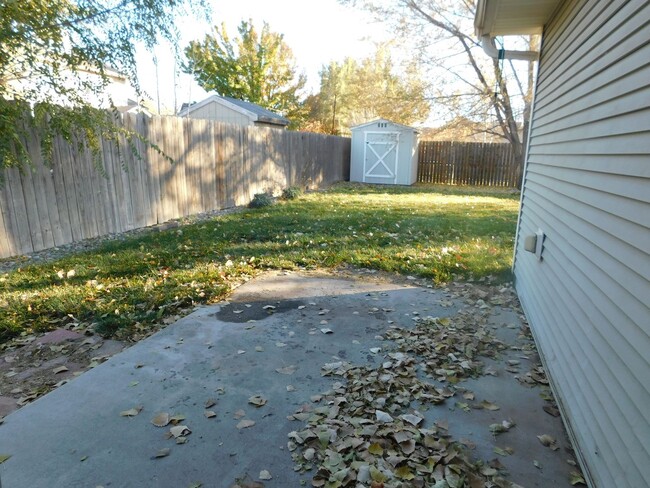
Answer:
top-left (287, 313), bottom-right (518, 488)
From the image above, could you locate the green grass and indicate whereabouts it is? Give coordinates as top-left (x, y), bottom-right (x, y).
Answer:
top-left (0, 183), bottom-right (520, 343)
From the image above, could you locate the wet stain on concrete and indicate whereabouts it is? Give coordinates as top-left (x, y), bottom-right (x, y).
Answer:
top-left (213, 299), bottom-right (306, 323)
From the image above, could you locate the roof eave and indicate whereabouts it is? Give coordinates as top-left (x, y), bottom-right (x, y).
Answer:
top-left (474, 0), bottom-right (562, 37)
top-left (351, 118), bottom-right (419, 133)
top-left (256, 116), bottom-right (289, 126)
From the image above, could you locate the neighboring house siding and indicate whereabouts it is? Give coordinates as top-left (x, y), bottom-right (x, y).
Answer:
top-left (515, 1), bottom-right (650, 487)
top-left (189, 102), bottom-right (252, 126)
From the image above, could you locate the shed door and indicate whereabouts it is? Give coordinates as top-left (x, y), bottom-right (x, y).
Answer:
top-left (363, 131), bottom-right (400, 183)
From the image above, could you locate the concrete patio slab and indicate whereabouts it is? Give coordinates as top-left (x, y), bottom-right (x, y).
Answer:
top-left (0, 271), bottom-right (577, 487)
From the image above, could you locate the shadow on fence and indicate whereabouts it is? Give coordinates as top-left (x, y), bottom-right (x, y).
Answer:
top-left (0, 114), bottom-right (351, 259)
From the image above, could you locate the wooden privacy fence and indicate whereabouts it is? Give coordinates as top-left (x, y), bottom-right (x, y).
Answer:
top-left (417, 140), bottom-right (521, 187)
top-left (0, 114), bottom-right (351, 259)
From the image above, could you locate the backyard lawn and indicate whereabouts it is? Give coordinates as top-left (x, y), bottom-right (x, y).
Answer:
top-left (0, 183), bottom-right (520, 343)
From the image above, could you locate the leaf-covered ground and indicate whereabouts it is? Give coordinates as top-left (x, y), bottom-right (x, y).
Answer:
top-left (0, 268), bottom-right (586, 487)
top-left (0, 183), bottom-right (519, 344)
top-left (283, 280), bottom-right (585, 488)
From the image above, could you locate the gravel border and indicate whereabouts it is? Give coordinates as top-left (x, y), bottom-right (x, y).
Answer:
top-left (0, 205), bottom-right (247, 274)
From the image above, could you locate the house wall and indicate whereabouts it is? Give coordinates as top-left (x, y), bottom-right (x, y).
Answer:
top-left (188, 101), bottom-right (253, 126)
top-left (514, 1), bottom-right (650, 487)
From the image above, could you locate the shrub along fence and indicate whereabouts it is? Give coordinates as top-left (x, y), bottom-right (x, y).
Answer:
top-left (417, 140), bottom-right (521, 187)
top-left (0, 114), bottom-right (351, 259)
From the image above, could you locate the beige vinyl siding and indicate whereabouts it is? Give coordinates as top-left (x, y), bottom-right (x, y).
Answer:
top-left (189, 102), bottom-right (252, 126)
top-left (514, 0), bottom-right (650, 487)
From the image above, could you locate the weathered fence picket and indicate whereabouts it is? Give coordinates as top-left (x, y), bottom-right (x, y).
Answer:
top-left (0, 114), bottom-right (351, 259)
top-left (417, 140), bottom-right (520, 187)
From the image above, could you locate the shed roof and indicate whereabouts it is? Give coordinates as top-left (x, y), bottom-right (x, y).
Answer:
top-left (178, 94), bottom-right (290, 126)
top-left (221, 96), bottom-right (290, 126)
top-left (350, 118), bottom-right (420, 133)
top-left (474, 0), bottom-right (563, 36)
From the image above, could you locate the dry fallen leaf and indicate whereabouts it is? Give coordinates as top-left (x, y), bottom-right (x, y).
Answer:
top-left (258, 470), bottom-right (272, 480)
top-left (169, 425), bottom-right (191, 438)
top-left (368, 443), bottom-right (384, 456)
top-left (490, 420), bottom-right (515, 434)
top-left (169, 414), bottom-right (186, 424)
top-left (375, 410), bottom-right (393, 423)
top-left (236, 419), bottom-right (256, 429)
top-left (543, 405), bottom-right (560, 417)
top-left (494, 446), bottom-right (513, 456)
top-left (479, 400), bottom-right (500, 411)
top-left (303, 448), bottom-right (315, 461)
top-left (205, 399), bottom-right (217, 408)
top-left (151, 412), bottom-right (170, 427)
top-left (276, 365), bottom-right (297, 375)
top-left (52, 365), bottom-right (69, 374)
top-left (152, 448), bottom-right (170, 459)
top-left (569, 471), bottom-right (587, 486)
top-left (204, 410), bottom-right (217, 418)
top-left (233, 474), bottom-right (264, 488)
top-left (233, 409), bottom-right (246, 419)
top-left (248, 395), bottom-right (267, 407)
top-left (120, 405), bottom-right (143, 417)
top-left (400, 414), bottom-right (423, 426)
top-left (537, 434), bottom-right (559, 450)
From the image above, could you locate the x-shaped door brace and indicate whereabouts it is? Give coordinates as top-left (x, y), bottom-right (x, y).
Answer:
top-left (365, 141), bottom-right (397, 177)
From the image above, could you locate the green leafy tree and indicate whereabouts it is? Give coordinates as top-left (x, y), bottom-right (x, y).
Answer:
top-left (0, 0), bottom-right (209, 171)
top-left (184, 20), bottom-right (306, 124)
top-left (307, 45), bottom-right (429, 134)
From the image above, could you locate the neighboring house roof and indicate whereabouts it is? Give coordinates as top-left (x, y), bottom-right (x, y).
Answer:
top-left (350, 118), bottom-right (420, 133)
top-left (115, 99), bottom-right (152, 117)
top-left (474, 0), bottom-right (562, 36)
top-left (178, 94), bottom-right (290, 127)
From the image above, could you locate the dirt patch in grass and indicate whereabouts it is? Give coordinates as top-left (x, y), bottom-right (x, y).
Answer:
top-left (0, 328), bottom-right (125, 417)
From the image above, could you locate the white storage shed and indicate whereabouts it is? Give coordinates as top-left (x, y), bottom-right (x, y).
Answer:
top-left (349, 119), bottom-right (419, 185)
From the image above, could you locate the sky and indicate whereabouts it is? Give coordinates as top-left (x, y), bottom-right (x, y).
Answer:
top-left (137, 0), bottom-right (389, 114)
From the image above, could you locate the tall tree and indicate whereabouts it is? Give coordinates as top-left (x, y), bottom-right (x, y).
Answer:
top-left (0, 0), bottom-right (209, 170)
top-left (342, 0), bottom-right (537, 166)
top-left (184, 20), bottom-right (306, 122)
top-left (308, 45), bottom-right (430, 134)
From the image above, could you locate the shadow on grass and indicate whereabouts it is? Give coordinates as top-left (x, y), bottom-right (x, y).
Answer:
top-left (0, 184), bottom-right (519, 342)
